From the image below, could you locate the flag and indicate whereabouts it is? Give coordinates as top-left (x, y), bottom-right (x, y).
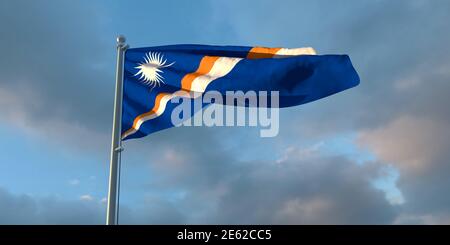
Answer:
top-left (121, 44), bottom-right (359, 140)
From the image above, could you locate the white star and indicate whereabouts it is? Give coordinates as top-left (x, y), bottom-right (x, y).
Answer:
top-left (135, 52), bottom-right (174, 89)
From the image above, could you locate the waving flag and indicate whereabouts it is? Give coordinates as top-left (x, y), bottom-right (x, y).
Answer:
top-left (121, 45), bottom-right (359, 140)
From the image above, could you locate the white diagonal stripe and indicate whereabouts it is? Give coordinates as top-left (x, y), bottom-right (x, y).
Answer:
top-left (273, 47), bottom-right (316, 57)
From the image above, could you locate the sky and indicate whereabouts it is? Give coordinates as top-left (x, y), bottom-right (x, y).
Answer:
top-left (0, 0), bottom-right (450, 224)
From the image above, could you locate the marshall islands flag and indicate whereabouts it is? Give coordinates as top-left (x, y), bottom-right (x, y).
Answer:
top-left (121, 45), bottom-right (360, 140)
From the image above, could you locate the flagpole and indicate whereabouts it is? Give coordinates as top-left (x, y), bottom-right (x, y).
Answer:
top-left (106, 35), bottom-right (128, 225)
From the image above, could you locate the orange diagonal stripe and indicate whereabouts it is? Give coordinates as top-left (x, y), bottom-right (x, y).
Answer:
top-left (181, 56), bottom-right (220, 91)
top-left (122, 92), bottom-right (170, 138)
top-left (246, 46), bottom-right (282, 59)
top-left (133, 92), bottom-right (169, 127)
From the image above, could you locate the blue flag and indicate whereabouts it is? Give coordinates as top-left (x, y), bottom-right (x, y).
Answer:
top-left (121, 45), bottom-right (359, 140)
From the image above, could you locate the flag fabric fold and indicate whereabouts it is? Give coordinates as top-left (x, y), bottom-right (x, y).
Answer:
top-left (121, 44), bottom-right (360, 140)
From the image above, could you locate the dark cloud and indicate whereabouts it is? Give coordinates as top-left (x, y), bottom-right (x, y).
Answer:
top-left (0, 0), bottom-right (228, 152)
top-left (0, 186), bottom-right (185, 225)
top-left (0, 0), bottom-right (114, 128)
top-left (0, 0), bottom-right (115, 153)
top-left (121, 197), bottom-right (187, 225)
top-left (358, 116), bottom-right (450, 223)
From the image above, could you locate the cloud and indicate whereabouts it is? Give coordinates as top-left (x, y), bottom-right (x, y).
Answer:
top-left (1, 147), bottom-right (399, 225)
top-left (117, 137), bottom-right (398, 224)
top-left (358, 116), bottom-right (450, 174)
top-left (393, 212), bottom-right (450, 225)
top-left (80, 194), bottom-right (94, 202)
top-left (68, 179), bottom-right (80, 186)
top-left (0, 187), bottom-right (103, 224)
top-left (357, 115), bottom-right (450, 224)
top-left (0, 0), bottom-right (113, 152)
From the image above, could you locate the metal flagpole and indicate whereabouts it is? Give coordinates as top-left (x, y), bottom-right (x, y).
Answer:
top-left (106, 35), bottom-right (128, 225)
